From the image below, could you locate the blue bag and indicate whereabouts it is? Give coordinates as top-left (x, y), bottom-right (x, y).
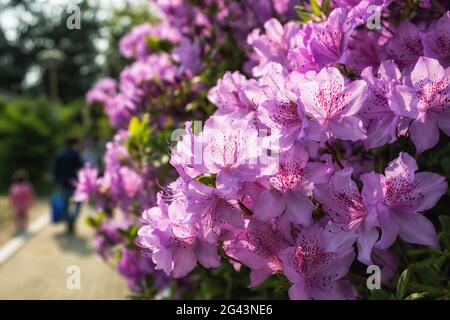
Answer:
top-left (51, 192), bottom-right (65, 223)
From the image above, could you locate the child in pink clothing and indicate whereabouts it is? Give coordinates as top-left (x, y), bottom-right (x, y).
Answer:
top-left (9, 170), bottom-right (35, 232)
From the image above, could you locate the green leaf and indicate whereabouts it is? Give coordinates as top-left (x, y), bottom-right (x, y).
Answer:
top-left (295, 6), bottom-right (313, 22)
top-left (321, 0), bottom-right (331, 15)
top-left (369, 289), bottom-right (392, 300)
top-left (438, 230), bottom-right (450, 247)
top-left (409, 283), bottom-right (443, 299)
top-left (128, 116), bottom-right (140, 137)
top-left (396, 268), bottom-right (411, 299)
top-left (434, 255), bottom-right (447, 269)
top-left (414, 265), bottom-right (441, 287)
top-left (195, 174), bottom-right (216, 188)
top-left (146, 36), bottom-right (173, 52)
top-left (238, 201), bottom-right (253, 216)
top-left (310, 0), bottom-right (321, 16)
top-left (126, 115), bottom-right (153, 160)
top-left (411, 257), bottom-right (439, 270)
top-left (118, 228), bottom-right (129, 238)
top-left (406, 248), bottom-right (432, 257)
top-left (85, 213), bottom-right (105, 228)
top-left (129, 224), bottom-right (139, 239)
top-left (439, 215), bottom-right (450, 231)
top-left (273, 273), bottom-right (291, 292)
top-left (405, 292), bottom-right (427, 300)
top-left (85, 216), bottom-right (97, 228)
top-left (118, 224), bottom-right (140, 243)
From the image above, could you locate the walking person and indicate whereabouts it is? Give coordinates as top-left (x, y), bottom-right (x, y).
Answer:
top-left (53, 137), bottom-right (84, 235)
top-left (9, 169), bottom-right (35, 233)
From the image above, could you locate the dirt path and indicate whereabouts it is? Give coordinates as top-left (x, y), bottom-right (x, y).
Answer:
top-left (0, 197), bottom-right (49, 246)
top-left (0, 204), bottom-right (128, 299)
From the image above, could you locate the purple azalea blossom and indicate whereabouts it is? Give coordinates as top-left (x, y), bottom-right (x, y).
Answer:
top-left (137, 187), bottom-right (220, 278)
top-left (119, 22), bottom-right (181, 60)
top-left (309, 8), bottom-right (357, 67)
top-left (280, 224), bottom-right (356, 300)
top-left (345, 29), bottom-right (385, 74)
top-left (372, 248), bottom-right (399, 283)
top-left (359, 60), bottom-right (403, 149)
top-left (86, 78), bottom-right (117, 105)
top-left (200, 114), bottom-right (262, 194)
top-left (187, 180), bottom-right (244, 243)
top-left (74, 164), bottom-right (98, 202)
top-left (173, 38), bottom-right (202, 76)
top-left (94, 218), bottom-right (128, 260)
top-left (300, 66), bottom-right (367, 142)
top-left (119, 166), bottom-right (144, 199)
top-left (361, 152), bottom-right (447, 248)
top-left (391, 57), bottom-right (450, 153)
top-left (422, 12), bottom-right (450, 67)
top-left (234, 217), bottom-right (291, 287)
top-left (117, 248), bottom-right (156, 292)
top-left (247, 18), bottom-right (302, 76)
top-left (384, 21), bottom-right (424, 67)
top-left (315, 168), bottom-right (379, 265)
top-left (253, 143), bottom-right (331, 225)
top-left (256, 63), bottom-right (307, 148)
top-left (207, 71), bottom-right (258, 113)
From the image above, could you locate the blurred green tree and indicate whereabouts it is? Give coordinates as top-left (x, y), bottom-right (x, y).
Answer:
top-left (0, 0), bottom-right (101, 102)
top-left (0, 96), bottom-right (85, 193)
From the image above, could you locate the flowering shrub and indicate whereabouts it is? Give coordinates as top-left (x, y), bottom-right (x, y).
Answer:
top-left (77, 0), bottom-right (450, 300)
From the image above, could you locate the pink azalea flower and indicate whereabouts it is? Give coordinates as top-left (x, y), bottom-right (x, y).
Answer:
top-left (391, 57), bottom-right (450, 153)
top-left (359, 60), bottom-right (402, 149)
top-left (187, 180), bottom-right (244, 243)
top-left (119, 22), bottom-right (181, 60)
top-left (361, 152), bottom-right (447, 248)
top-left (86, 78), bottom-right (117, 105)
top-left (234, 217), bottom-right (291, 287)
top-left (207, 71), bottom-right (258, 113)
top-left (172, 38), bottom-right (202, 76)
top-left (309, 8), bottom-right (355, 66)
top-left (117, 248), bottom-right (155, 292)
top-left (104, 94), bottom-right (135, 129)
top-left (338, 141), bottom-right (374, 179)
top-left (247, 0), bottom-right (274, 23)
top-left (300, 66), bottom-right (367, 142)
top-left (247, 18), bottom-right (302, 76)
top-left (315, 168), bottom-right (379, 265)
top-left (201, 114), bottom-right (261, 193)
top-left (74, 164), bottom-right (98, 202)
top-left (345, 29), bottom-right (385, 74)
top-left (270, 0), bottom-right (300, 18)
top-left (256, 63), bottom-right (306, 148)
top-left (138, 188), bottom-right (220, 278)
top-left (422, 12), bottom-right (450, 67)
top-left (384, 21), bottom-right (424, 67)
top-left (170, 121), bottom-right (208, 180)
top-left (372, 248), bottom-right (399, 284)
top-left (93, 218), bottom-right (127, 260)
top-left (254, 143), bottom-right (332, 225)
top-left (280, 224), bottom-right (356, 300)
top-left (80, 0), bottom-right (450, 298)
top-left (286, 24), bottom-right (317, 74)
top-left (119, 167), bottom-right (143, 199)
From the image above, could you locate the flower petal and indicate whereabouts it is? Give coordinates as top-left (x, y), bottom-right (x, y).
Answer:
top-left (253, 189), bottom-right (285, 221)
top-left (410, 115), bottom-right (440, 153)
top-left (395, 213), bottom-right (438, 247)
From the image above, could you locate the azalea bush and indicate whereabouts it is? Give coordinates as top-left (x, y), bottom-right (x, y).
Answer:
top-left (76, 0), bottom-right (450, 300)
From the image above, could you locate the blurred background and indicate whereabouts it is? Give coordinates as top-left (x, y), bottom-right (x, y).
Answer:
top-left (0, 0), bottom-right (152, 299)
